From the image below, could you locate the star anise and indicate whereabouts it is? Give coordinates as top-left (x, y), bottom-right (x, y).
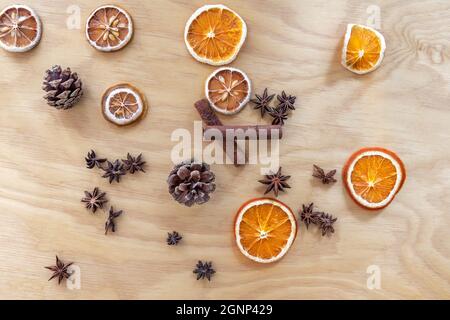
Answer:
top-left (193, 261), bottom-right (216, 281)
top-left (258, 167), bottom-right (291, 197)
top-left (268, 107), bottom-right (288, 126)
top-left (81, 187), bottom-right (108, 213)
top-left (105, 206), bottom-right (123, 235)
top-left (250, 88), bottom-right (275, 117)
top-left (102, 159), bottom-right (126, 183)
top-left (299, 203), bottom-right (321, 229)
top-left (167, 231), bottom-right (182, 245)
top-left (312, 165), bottom-right (337, 184)
top-left (85, 150), bottom-right (106, 169)
top-left (317, 213), bottom-right (337, 237)
top-left (45, 255), bottom-right (73, 285)
top-left (277, 91), bottom-right (296, 111)
top-left (122, 153), bottom-right (146, 174)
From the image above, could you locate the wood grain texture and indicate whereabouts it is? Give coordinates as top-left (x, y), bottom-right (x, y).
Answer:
top-left (0, 0), bottom-right (449, 299)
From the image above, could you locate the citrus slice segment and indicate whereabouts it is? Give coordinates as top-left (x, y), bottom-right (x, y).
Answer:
top-left (86, 5), bottom-right (133, 52)
top-left (184, 4), bottom-right (247, 65)
top-left (101, 83), bottom-right (147, 126)
top-left (205, 67), bottom-right (251, 115)
top-left (343, 147), bottom-right (406, 210)
top-left (235, 198), bottom-right (297, 263)
top-left (341, 24), bottom-right (386, 74)
top-left (0, 4), bottom-right (41, 52)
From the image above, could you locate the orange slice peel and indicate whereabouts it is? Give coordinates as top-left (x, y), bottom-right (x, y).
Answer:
top-left (235, 198), bottom-right (297, 263)
top-left (205, 67), bottom-right (251, 115)
top-left (184, 4), bottom-right (247, 65)
top-left (0, 4), bottom-right (42, 53)
top-left (101, 83), bottom-right (147, 126)
top-left (343, 147), bottom-right (406, 210)
top-left (341, 24), bottom-right (386, 74)
top-left (86, 5), bottom-right (133, 52)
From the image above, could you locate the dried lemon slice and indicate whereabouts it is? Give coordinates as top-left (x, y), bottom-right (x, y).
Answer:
top-left (205, 67), bottom-right (251, 115)
top-left (101, 83), bottom-right (147, 126)
top-left (341, 24), bottom-right (386, 74)
top-left (86, 5), bottom-right (133, 52)
top-left (184, 4), bottom-right (247, 65)
top-left (0, 4), bottom-right (42, 52)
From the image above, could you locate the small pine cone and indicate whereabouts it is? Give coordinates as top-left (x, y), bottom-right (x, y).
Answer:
top-left (42, 65), bottom-right (83, 110)
top-left (167, 160), bottom-right (216, 207)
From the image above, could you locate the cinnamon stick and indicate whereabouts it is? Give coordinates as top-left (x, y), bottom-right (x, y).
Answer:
top-left (194, 99), bottom-right (243, 166)
top-left (203, 125), bottom-right (282, 140)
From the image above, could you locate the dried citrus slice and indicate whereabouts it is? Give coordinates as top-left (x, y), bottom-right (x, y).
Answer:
top-left (235, 198), bottom-right (297, 263)
top-left (341, 24), bottom-right (386, 74)
top-left (205, 67), bottom-right (251, 115)
top-left (86, 5), bottom-right (133, 52)
top-left (184, 4), bottom-right (247, 65)
top-left (101, 83), bottom-right (147, 126)
top-left (343, 147), bottom-right (406, 210)
top-left (0, 4), bottom-right (41, 53)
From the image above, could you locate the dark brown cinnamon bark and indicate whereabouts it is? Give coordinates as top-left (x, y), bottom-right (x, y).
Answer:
top-left (203, 125), bottom-right (283, 140)
top-left (194, 99), bottom-right (243, 166)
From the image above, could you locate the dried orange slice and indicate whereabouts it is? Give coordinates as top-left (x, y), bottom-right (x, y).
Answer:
top-left (235, 198), bottom-right (297, 263)
top-left (343, 147), bottom-right (406, 210)
top-left (205, 67), bottom-right (251, 115)
top-left (341, 24), bottom-right (386, 74)
top-left (102, 83), bottom-right (147, 126)
top-left (86, 5), bottom-right (133, 52)
top-left (0, 4), bottom-right (41, 53)
top-left (184, 4), bottom-right (247, 65)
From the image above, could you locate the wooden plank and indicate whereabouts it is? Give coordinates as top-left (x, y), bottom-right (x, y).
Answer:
top-left (0, 0), bottom-right (449, 299)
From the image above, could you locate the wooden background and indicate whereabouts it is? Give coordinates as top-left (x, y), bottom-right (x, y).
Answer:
top-left (0, 0), bottom-right (449, 300)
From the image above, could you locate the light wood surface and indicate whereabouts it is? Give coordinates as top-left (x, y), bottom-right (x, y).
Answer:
top-left (0, 0), bottom-right (449, 300)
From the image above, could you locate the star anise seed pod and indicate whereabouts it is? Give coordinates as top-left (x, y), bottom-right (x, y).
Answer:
top-left (167, 231), bottom-right (182, 245)
top-left (81, 187), bottom-right (108, 213)
top-left (102, 159), bottom-right (126, 183)
top-left (277, 91), bottom-right (296, 111)
top-left (312, 165), bottom-right (337, 184)
top-left (122, 153), bottom-right (146, 174)
top-left (268, 107), bottom-right (289, 126)
top-left (258, 167), bottom-right (291, 197)
top-left (45, 255), bottom-right (73, 284)
top-left (318, 212), bottom-right (337, 237)
top-left (299, 203), bottom-right (321, 229)
top-left (105, 206), bottom-right (123, 235)
top-left (85, 150), bottom-right (106, 169)
top-left (193, 261), bottom-right (216, 281)
top-left (250, 88), bottom-right (275, 117)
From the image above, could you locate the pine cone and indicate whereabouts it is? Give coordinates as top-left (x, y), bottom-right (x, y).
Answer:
top-left (42, 65), bottom-right (83, 109)
top-left (167, 161), bottom-right (216, 207)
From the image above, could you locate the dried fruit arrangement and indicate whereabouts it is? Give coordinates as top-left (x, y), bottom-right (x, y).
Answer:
top-left (0, 2), bottom-right (406, 284)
